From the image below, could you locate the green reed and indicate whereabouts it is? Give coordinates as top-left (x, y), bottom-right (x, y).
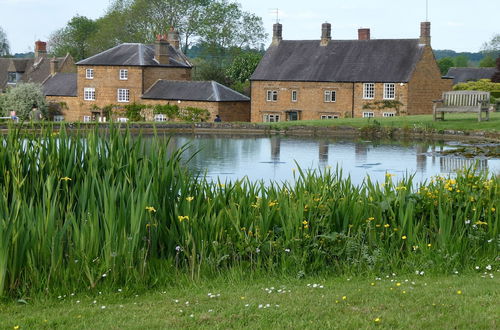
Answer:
top-left (0, 125), bottom-right (498, 297)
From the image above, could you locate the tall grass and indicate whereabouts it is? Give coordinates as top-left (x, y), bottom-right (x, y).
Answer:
top-left (0, 125), bottom-right (498, 297)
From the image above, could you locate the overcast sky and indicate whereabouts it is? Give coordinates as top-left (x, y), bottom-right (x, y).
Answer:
top-left (0, 0), bottom-right (497, 54)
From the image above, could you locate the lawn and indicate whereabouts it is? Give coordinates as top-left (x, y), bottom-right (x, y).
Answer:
top-left (262, 112), bottom-right (500, 133)
top-left (1, 273), bottom-right (498, 329)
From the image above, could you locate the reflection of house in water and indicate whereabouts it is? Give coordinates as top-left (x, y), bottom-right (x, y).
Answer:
top-left (355, 143), bottom-right (368, 164)
top-left (318, 140), bottom-right (329, 164)
top-left (440, 157), bottom-right (488, 173)
top-left (270, 136), bottom-right (281, 161)
top-left (416, 144), bottom-right (429, 172)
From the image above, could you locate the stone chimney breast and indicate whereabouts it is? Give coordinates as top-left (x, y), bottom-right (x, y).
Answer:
top-left (320, 23), bottom-right (331, 46)
top-left (272, 23), bottom-right (283, 45)
top-left (167, 27), bottom-right (180, 50)
top-left (358, 28), bottom-right (370, 41)
top-left (155, 34), bottom-right (170, 65)
top-left (420, 22), bottom-right (431, 46)
top-left (50, 57), bottom-right (59, 76)
top-left (35, 41), bottom-right (47, 59)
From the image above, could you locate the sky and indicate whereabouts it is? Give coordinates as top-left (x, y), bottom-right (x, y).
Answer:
top-left (0, 0), bottom-right (498, 54)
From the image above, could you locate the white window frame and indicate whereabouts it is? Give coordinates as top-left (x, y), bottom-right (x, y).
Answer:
top-left (321, 114), bottom-right (339, 119)
top-left (116, 117), bottom-right (129, 123)
top-left (86, 69), bottom-right (94, 80)
top-left (119, 69), bottom-right (128, 80)
top-left (383, 83), bottom-right (395, 100)
top-left (53, 115), bottom-right (64, 122)
top-left (291, 90), bottom-right (298, 102)
top-left (83, 116), bottom-right (91, 123)
top-left (363, 83), bottom-right (375, 99)
top-left (84, 88), bottom-right (95, 101)
top-left (263, 114), bottom-right (280, 122)
top-left (154, 114), bottom-right (168, 122)
top-left (266, 90), bottom-right (278, 102)
top-left (324, 90), bottom-right (336, 103)
top-left (117, 89), bottom-right (130, 103)
top-left (362, 112), bottom-right (374, 118)
top-left (383, 112), bottom-right (396, 117)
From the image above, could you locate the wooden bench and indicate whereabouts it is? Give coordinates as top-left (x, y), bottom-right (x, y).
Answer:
top-left (433, 91), bottom-right (490, 122)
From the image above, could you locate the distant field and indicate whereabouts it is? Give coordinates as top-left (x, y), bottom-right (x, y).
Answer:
top-left (263, 113), bottom-right (500, 132)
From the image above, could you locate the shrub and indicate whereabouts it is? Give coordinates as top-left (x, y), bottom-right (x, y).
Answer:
top-left (1, 83), bottom-right (47, 119)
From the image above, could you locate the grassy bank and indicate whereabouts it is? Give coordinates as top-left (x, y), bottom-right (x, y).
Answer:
top-left (0, 127), bottom-right (498, 298)
top-left (264, 113), bottom-right (500, 132)
top-left (1, 274), bottom-right (498, 329)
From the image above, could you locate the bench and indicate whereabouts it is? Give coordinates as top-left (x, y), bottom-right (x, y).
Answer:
top-left (433, 91), bottom-right (490, 122)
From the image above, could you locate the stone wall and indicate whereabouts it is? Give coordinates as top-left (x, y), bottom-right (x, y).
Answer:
top-left (46, 96), bottom-right (84, 122)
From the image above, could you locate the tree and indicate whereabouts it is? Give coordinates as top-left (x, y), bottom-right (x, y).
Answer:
top-left (0, 83), bottom-right (47, 120)
top-left (437, 57), bottom-right (454, 75)
top-left (0, 26), bottom-right (9, 56)
top-left (49, 15), bottom-right (99, 61)
top-left (454, 55), bottom-right (469, 67)
top-left (479, 55), bottom-right (496, 67)
top-left (481, 34), bottom-right (500, 58)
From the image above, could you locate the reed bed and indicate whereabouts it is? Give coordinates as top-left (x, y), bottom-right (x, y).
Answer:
top-left (0, 126), bottom-right (498, 297)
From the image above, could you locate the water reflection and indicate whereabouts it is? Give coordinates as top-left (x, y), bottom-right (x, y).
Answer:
top-left (155, 134), bottom-right (500, 185)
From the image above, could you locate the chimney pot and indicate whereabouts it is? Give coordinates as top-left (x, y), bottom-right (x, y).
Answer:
top-left (358, 28), bottom-right (370, 40)
top-left (272, 23), bottom-right (283, 45)
top-left (420, 21), bottom-right (431, 46)
top-left (321, 23), bottom-right (331, 46)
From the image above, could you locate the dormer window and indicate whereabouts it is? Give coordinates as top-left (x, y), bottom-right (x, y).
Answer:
top-left (86, 69), bottom-right (94, 79)
top-left (119, 69), bottom-right (128, 80)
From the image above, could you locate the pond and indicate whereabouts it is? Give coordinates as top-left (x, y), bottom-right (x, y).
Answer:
top-left (159, 134), bottom-right (500, 185)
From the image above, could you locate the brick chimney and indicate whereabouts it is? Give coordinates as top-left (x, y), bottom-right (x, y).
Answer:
top-left (272, 23), bottom-right (282, 45)
top-left (320, 23), bottom-right (331, 46)
top-left (167, 26), bottom-right (180, 50)
top-left (50, 57), bottom-right (59, 76)
top-left (35, 41), bottom-right (47, 59)
top-left (419, 22), bottom-right (431, 46)
top-left (155, 34), bottom-right (170, 65)
top-left (358, 28), bottom-right (370, 41)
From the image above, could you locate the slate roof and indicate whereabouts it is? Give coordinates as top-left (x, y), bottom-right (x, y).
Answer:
top-left (445, 67), bottom-right (496, 85)
top-left (77, 43), bottom-right (191, 68)
top-left (142, 80), bottom-right (250, 102)
top-left (42, 73), bottom-right (77, 97)
top-left (0, 59), bottom-right (10, 90)
top-left (251, 39), bottom-right (425, 83)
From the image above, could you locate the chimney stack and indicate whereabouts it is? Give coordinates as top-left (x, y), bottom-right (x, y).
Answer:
top-left (272, 23), bottom-right (283, 45)
top-left (419, 21), bottom-right (431, 46)
top-left (320, 23), bottom-right (331, 46)
top-left (50, 57), bottom-right (59, 76)
top-left (167, 26), bottom-right (180, 50)
top-left (358, 28), bottom-right (370, 41)
top-left (35, 41), bottom-right (47, 59)
top-left (155, 34), bottom-right (170, 65)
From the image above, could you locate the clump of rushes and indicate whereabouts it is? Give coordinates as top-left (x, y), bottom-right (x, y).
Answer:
top-left (0, 124), bottom-right (498, 297)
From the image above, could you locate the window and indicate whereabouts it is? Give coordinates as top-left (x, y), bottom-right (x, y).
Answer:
top-left (363, 83), bottom-right (375, 99)
top-left (383, 83), bottom-right (395, 99)
top-left (324, 90), bottom-right (336, 102)
top-left (383, 112), bottom-right (396, 117)
top-left (287, 111), bottom-right (299, 121)
top-left (362, 112), bottom-right (374, 118)
top-left (83, 116), bottom-right (91, 122)
top-left (86, 69), bottom-right (94, 79)
top-left (119, 69), bottom-right (128, 80)
top-left (266, 90), bottom-right (278, 102)
top-left (321, 114), bottom-right (339, 119)
top-left (291, 90), bottom-right (298, 102)
top-left (7, 72), bottom-right (17, 84)
top-left (116, 117), bottom-right (129, 123)
top-left (117, 89), bottom-right (130, 102)
top-left (154, 114), bottom-right (168, 122)
top-left (263, 114), bottom-right (280, 122)
top-left (53, 115), bottom-right (64, 122)
top-left (84, 88), bottom-right (95, 101)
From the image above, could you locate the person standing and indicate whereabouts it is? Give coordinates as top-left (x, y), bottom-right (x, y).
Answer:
top-left (214, 115), bottom-right (222, 122)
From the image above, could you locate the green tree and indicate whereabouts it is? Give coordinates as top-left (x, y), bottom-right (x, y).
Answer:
top-left (437, 57), bottom-right (454, 75)
top-left (1, 83), bottom-right (47, 120)
top-left (454, 55), bottom-right (469, 67)
top-left (0, 26), bottom-right (9, 56)
top-left (49, 15), bottom-right (99, 61)
top-left (479, 55), bottom-right (496, 67)
top-left (453, 79), bottom-right (500, 92)
top-left (481, 33), bottom-right (500, 58)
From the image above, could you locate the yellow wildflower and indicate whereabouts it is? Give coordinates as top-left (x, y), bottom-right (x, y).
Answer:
top-left (374, 317), bottom-right (381, 323)
top-left (402, 235), bottom-right (407, 240)
top-left (13, 327), bottom-right (20, 330)
top-left (186, 196), bottom-right (194, 202)
top-left (384, 224), bottom-right (390, 228)
top-left (475, 221), bottom-right (487, 226)
top-left (342, 296), bottom-right (347, 300)
top-left (268, 201), bottom-right (278, 207)
top-left (396, 283), bottom-right (401, 287)
top-left (178, 215), bottom-right (189, 222)
top-left (491, 208), bottom-right (496, 212)
top-left (145, 206), bottom-right (156, 213)
top-left (302, 220), bottom-right (308, 225)
top-left (456, 290), bottom-right (462, 295)
top-left (427, 243), bottom-right (432, 247)
top-left (367, 217), bottom-right (375, 221)
top-left (60, 177), bottom-right (72, 181)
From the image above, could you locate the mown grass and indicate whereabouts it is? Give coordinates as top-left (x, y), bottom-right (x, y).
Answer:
top-left (1, 273), bottom-right (498, 329)
top-left (0, 125), bottom-right (498, 299)
top-left (263, 112), bottom-right (500, 132)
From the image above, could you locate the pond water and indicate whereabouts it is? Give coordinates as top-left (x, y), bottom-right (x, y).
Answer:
top-left (160, 134), bottom-right (500, 185)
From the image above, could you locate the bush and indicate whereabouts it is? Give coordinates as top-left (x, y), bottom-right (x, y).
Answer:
top-left (179, 107), bottom-right (210, 122)
top-left (154, 104), bottom-right (179, 121)
top-left (1, 83), bottom-right (47, 120)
